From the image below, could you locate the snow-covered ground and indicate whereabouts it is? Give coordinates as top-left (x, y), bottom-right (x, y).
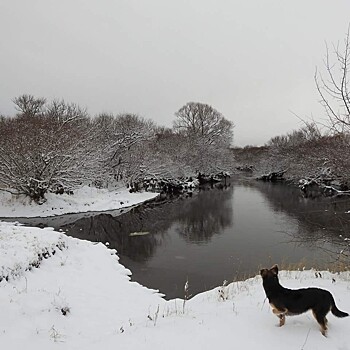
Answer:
top-left (1, 221), bottom-right (350, 350)
top-left (0, 186), bottom-right (159, 218)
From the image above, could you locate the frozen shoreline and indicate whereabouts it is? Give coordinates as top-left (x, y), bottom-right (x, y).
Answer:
top-left (0, 186), bottom-right (159, 218)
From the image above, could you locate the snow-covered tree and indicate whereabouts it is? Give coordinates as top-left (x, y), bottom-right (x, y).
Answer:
top-left (146, 128), bottom-right (192, 179)
top-left (93, 113), bottom-right (157, 185)
top-left (0, 96), bottom-right (100, 203)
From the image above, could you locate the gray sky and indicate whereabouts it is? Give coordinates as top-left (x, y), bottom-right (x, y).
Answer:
top-left (1, 1), bottom-right (350, 146)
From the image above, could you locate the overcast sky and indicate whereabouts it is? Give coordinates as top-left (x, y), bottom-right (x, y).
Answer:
top-left (1, 1), bottom-right (350, 146)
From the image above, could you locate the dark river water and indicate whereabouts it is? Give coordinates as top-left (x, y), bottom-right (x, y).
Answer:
top-left (6, 180), bottom-right (350, 299)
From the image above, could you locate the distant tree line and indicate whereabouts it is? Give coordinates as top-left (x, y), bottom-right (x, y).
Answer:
top-left (235, 119), bottom-right (350, 189)
top-left (234, 27), bottom-right (350, 189)
top-left (0, 96), bottom-right (235, 203)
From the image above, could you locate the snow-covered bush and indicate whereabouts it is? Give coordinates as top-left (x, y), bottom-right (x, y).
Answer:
top-left (0, 96), bottom-right (104, 203)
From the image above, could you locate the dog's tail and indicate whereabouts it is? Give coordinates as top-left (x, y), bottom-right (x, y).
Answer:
top-left (331, 299), bottom-right (349, 318)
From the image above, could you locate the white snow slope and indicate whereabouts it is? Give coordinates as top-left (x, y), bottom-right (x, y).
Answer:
top-left (1, 221), bottom-right (350, 350)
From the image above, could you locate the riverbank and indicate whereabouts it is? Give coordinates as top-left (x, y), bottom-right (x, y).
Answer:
top-left (0, 186), bottom-right (159, 218)
top-left (0, 221), bottom-right (349, 349)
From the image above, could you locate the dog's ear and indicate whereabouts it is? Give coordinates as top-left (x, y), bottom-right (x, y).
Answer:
top-left (260, 268), bottom-right (268, 277)
top-left (271, 264), bottom-right (279, 275)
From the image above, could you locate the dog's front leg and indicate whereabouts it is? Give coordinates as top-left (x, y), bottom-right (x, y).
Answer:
top-left (271, 307), bottom-right (286, 327)
top-left (278, 313), bottom-right (286, 327)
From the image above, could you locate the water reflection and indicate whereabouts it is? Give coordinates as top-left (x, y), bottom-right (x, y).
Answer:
top-left (254, 181), bottom-right (350, 247)
top-left (175, 187), bottom-right (233, 243)
top-left (61, 186), bottom-right (233, 261)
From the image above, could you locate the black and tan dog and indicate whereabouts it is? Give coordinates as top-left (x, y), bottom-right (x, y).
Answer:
top-left (260, 265), bottom-right (348, 336)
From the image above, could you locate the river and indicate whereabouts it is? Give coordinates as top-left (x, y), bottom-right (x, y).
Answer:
top-left (6, 179), bottom-right (350, 299)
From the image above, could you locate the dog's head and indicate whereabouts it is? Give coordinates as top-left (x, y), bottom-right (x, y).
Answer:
top-left (260, 264), bottom-right (279, 280)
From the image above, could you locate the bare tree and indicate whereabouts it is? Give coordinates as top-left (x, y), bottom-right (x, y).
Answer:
top-left (173, 102), bottom-right (234, 174)
top-left (315, 26), bottom-right (350, 133)
top-left (13, 94), bottom-right (46, 117)
top-left (174, 102), bottom-right (233, 147)
top-left (46, 99), bottom-right (88, 126)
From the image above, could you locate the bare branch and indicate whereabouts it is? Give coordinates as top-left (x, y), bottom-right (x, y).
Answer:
top-left (315, 26), bottom-right (350, 133)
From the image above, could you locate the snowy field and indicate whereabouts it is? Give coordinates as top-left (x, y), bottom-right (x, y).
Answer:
top-left (0, 186), bottom-right (159, 218)
top-left (1, 221), bottom-right (350, 350)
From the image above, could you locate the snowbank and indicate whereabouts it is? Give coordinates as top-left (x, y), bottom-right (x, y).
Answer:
top-left (0, 222), bottom-right (67, 281)
top-left (1, 222), bottom-right (350, 349)
top-left (0, 186), bottom-right (159, 218)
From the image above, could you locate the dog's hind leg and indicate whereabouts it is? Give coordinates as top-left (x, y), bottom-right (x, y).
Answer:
top-left (312, 310), bottom-right (328, 337)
